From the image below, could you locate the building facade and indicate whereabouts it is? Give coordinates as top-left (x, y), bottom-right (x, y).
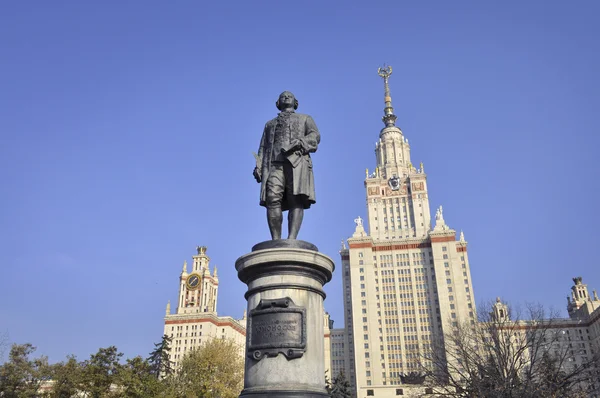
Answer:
top-left (164, 246), bottom-right (247, 368)
top-left (338, 67), bottom-right (477, 397)
top-left (487, 278), bottom-right (600, 397)
top-left (330, 327), bottom-right (349, 381)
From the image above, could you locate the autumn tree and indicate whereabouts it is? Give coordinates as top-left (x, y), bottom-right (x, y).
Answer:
top-left (147, 334), bottom-right (173, 379)
top-left (423, 301), bottom-right (600, 397)
top-left (166, 338), bottom-right (244, 398)
top-left (0, 343), bottom-right (51, 398)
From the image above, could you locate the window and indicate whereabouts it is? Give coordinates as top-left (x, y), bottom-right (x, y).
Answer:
top-left (367, 390), bottom-right (374, 396)
top-left (396, 389), bottom-right (404, 395)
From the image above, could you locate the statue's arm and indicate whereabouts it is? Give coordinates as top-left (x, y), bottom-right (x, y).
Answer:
top-left (300, 115), bottom-right (320, 154)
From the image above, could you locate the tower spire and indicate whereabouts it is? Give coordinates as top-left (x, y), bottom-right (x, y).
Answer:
top-left (377, 65), bottom-right (397, 127)
top-left (181, 260), bottom-right (188, 276)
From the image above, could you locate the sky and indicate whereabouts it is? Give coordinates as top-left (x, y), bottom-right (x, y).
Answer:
top-left (1, 1), bottom-right (599, 364)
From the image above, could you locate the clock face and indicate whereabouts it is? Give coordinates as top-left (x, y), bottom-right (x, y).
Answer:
top-left (186, 274), bottom-right (201, 290)
top-left (388, 176), bottom-right (401, 191)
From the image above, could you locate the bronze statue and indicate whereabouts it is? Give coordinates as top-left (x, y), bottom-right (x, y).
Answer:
top-left (253, 91), bottom-right (320, 240)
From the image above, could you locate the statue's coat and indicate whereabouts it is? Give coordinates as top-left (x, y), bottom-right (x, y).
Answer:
top-left (256, 111), bottom-right (320, 211)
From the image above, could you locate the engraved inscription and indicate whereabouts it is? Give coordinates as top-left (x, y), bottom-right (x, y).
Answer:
top-left (251, 312), bottom-right (302, 347)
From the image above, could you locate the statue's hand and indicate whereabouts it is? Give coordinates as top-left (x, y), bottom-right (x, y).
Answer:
top-left (253, 167), bottom-right (262, 183)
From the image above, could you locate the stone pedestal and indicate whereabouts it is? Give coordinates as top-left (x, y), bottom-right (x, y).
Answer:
top-left (236, 240), bottom-right (334, 398)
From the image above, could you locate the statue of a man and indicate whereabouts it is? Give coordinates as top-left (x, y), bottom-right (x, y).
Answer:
top-left (253, 91), bottom-right (320, 240)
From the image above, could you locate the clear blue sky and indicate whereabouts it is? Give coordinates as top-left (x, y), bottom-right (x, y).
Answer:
top-left (1, 1), bottom-right (599, 363)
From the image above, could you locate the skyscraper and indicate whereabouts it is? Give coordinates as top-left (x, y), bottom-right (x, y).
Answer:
top-left (339, 66), bottom-right (476, 396)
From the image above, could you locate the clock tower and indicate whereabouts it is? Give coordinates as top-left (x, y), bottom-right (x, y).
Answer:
top-left (176, 246), bottom-right (219, 314)
top-left (164, 246), bottom-right (246, 370)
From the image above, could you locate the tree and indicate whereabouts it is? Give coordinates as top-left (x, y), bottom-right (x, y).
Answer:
top-left (147, 334), bottom-right (173, 379)
top-left (329, 371), bottom-right (352, 398)
top-left (116, 356), bottom-right (163, 398)
top-left (166, 338), bottom-right (244, 398)
top-left (78, 346), bottom-right (123, 398)
top-left (48, 355), bottom-right (82, 398)
top-left (0, 343), bottom-right (51, 398)
top-left (423, 301), bottom-right (600, 397)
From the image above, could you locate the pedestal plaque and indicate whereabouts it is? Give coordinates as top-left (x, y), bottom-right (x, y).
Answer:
top-left (248, 297), bottom-right (306, 360)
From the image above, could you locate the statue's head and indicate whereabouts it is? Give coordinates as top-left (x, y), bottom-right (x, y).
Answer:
top-left (276, 91), bottom-right (298, 111)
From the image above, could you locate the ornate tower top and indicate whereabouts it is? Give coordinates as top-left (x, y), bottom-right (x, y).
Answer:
top-left (377, 65), bottom-right (398, 127)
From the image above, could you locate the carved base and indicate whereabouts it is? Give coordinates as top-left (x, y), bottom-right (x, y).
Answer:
top-left (236, 241), bottom-right (334, 398)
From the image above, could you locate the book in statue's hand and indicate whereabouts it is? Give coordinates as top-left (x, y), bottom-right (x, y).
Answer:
top-left (280, 143), bottom-right (303, 168)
